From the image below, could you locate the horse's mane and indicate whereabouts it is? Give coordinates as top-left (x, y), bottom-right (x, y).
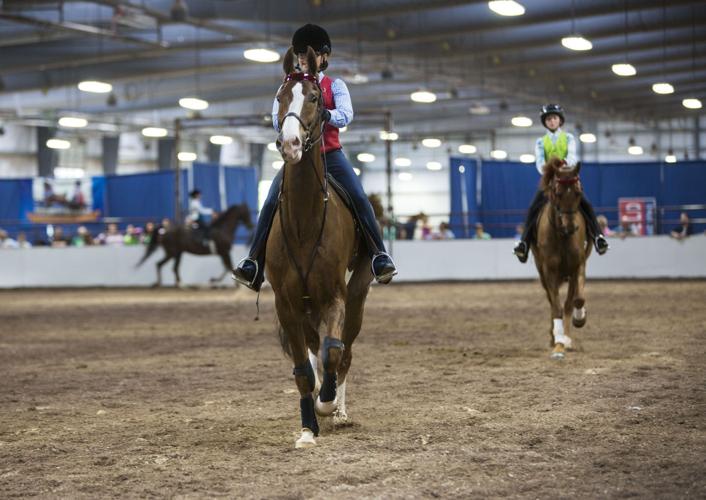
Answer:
top-left (540, 157), bottom-right (565, 193)
top-left (211, 203), bottom-right (244, 228)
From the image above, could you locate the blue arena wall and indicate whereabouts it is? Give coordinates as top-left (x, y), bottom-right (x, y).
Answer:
top-left (449, 158), bottom-right (706, 238)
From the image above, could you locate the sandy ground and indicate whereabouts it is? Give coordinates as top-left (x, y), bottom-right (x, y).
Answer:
top-left (1, 281), bottom-right (705, 498)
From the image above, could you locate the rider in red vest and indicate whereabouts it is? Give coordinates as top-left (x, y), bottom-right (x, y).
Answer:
top-left (233, 24), bottom-right (397, 291)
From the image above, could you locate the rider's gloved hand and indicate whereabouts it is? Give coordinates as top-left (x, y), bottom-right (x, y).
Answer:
top-left (321, 108), bottom-right (331, 124)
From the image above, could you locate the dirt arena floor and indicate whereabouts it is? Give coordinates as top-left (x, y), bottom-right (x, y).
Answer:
top-left (1, 281), bottom-right (705, 498)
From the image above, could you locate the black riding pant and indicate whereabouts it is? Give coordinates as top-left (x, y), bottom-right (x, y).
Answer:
top-left (521, 190), bottom-right (602, 245)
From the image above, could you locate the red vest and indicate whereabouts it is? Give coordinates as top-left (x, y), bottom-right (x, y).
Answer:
top-left (320, 75), bottom-right (342, 154)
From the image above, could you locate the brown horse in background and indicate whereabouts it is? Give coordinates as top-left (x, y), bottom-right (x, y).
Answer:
top-left (138, 203), bottom-right (253, 287)
top-left (531, 158), bottom-right (592, 360)
top-left (267, 47), bottom-right (372, 448)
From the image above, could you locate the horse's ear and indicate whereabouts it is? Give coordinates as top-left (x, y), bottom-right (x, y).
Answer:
top-left (306, 46), bottom-right (318, 75)
top-left (574, 161), bottom-right (582, 175)
top-left (283, 47), bottom-right (295, 75)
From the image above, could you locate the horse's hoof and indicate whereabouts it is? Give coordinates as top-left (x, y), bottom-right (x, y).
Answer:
top-left (572, 307), bottom-right (587, 328)
top-left (333, 410), bottom-right (350, 426)
top-left (294, 428), bottom-right (316, 449)
top-left (315, 397), bottom-right (337, 417)
top-left (550, 351), bottom-right (565, 360)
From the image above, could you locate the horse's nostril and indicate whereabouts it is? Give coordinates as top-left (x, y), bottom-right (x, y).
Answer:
top-left (291, 137), bottom-right (301, 147)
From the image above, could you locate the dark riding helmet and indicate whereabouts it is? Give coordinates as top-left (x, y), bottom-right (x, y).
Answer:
top-left (541, 104), bottom-right (565, 128)
top-left (292, 24), bottom-right (331, 55)
top-left (189, 189), bottom-right (201, 198)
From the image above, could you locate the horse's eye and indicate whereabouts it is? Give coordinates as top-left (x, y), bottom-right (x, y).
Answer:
top-left (308, 94), bottom-right (318, 102)
top-left (276, 96), bottom-right (281, 102)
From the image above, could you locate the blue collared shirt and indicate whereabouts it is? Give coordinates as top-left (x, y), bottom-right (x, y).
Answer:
top-left (272, 72), bottom-right (354, 132)
top-left (534, 128), bottom-right (577, 175)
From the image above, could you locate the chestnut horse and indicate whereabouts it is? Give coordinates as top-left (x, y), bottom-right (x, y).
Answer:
top-left (267, 47), bottom-right (372, 448)
top-left (532, 158), bottom-right (592, 360)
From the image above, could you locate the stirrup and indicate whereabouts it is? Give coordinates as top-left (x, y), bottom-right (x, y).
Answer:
top-left (371, 252), bottom-right (398, 283)
top-left (231, 257), bottom-right (259, 288)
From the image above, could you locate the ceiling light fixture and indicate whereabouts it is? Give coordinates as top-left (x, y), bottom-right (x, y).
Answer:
top-left (178, 152), bottom-right (197, 162)
top-left (243, 48), bottom-right (280, 63)
top-left (458, 144), bottom-right (477, 154)
top-left (579, 133), bottom-right (597, 143)
top-left (209, 135), bottom-right (233, 145)
top-left (379, 131), bottom-right (399, 141)
top-left (422, 138), bottom-right (442, 148)
top-left (519, 154), bottom-right (535, 163)
top-left (179, 97), bottom-right (209, 111)
top-left (490, 149), bottom-right (508, 159)
top-left (611, 63), bottom-right (636, 76)
top-left (561, 35), bottom-right (593, 51)
top-left (426, 161), bottom-right (443, 171)
top-left (357, 153), bottom-right (375, 162)
top-left (488, 1), bottom-right (525, 17)
top-left (682, 98), bottom-right (702, 109)
top-left (141, 127), bottom-right (168, 138)
top-left (46, 138), bottom-right (71, 150)
top-left (58, 116), bottom-right (88, 128)
top-left (651, 82), bottom-right (674, 94)
top-left (627, 145), bottom-right (643, 155)
top-left (77, 80), bottom-right (112, 93)
top-left (511, 116), bottom-right (533, 127)
top-left (410, 90), bottom-right (437, 103)
top-left (394, 157), bottom-right (411, 167)
top-left (398, 172), bottom-right (413, 181)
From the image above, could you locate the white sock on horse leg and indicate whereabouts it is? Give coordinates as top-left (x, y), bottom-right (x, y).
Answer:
top-left (308, 349), bottom-right (320, 391)
top-left (553, 318), bottom-right (569, 345)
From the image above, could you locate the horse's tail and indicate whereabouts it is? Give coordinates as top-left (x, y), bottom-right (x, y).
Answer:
top-left (276, 319), bottom-right (293, 358)
top-left (136, 226), bottom-right (162, 268)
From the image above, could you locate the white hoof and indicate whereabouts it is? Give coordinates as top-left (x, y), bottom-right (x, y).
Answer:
top-left (550, 351), bottom-right (565, 360)
top-left (294, 428), bottom-right (316, 449)
top-left (333, 410), bottom-right (349, 426)
top-left (315, 397), bottom-right (337, 417)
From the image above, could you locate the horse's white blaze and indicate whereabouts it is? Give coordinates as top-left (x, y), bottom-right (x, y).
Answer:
top-left (295, 428), bottom-right (316, 449)
top-left (281, 82), bottom-right (305, 146)
top-left (573, 307), bottom-right (586, 321)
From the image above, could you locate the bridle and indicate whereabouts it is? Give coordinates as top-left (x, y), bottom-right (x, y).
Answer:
top-left (277, 72), bottom-right (325, 153)
top-left (550, 174), bottom-right (581, 235)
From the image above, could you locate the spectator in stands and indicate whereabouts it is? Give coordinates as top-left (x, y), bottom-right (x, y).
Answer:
top-left (51, 226), bottom-right (69, 248)
top-left (123, 224), bottom-right (141, 245)
top-left (433, 222), bottom-right (455, 240)
top-left (473, 222), bottom-right (491, 240)
top-left (71, 226), bottom-right (93, 247)
top-left (614, 216), bottom-right (637, 239)
top-left (141, 221), bottom-right (156, 244)
top-left (514, 224), bottom-right (524, 240)
top-left (597, 215), bottom-right (616, 237)
top-left (413, 212), bottom-right (432, 240)
top-left (100, 223), bottom-right (124, 246)
top-left (0, 229), bottom-right (19, 249)
top-left (670, 212), bottom-right (693, 240)
top-left (16, 232), bottom-right (32, 249)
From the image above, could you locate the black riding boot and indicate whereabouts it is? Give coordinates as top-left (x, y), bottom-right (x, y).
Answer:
top-left (232, 173), bottom-right (282, 291)
top-left (579, 197), bottom-right (609, 255)
top-left (514, 190), bottom-right (547, 263)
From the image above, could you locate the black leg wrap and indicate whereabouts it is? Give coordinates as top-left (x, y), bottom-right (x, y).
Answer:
top-left (321, 336), bottom-right (344, 368)
top-left (293, 360), bottom-right (315, 393)
top-left (320, 371), bottom-right (337, 403)
top-left (300, 395), bottom-right (319, 436)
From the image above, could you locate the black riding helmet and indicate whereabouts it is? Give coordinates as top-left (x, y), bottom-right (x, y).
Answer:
top-left (292, 24), bottom-right (331, 70)
top-left (189, 189), bottom-right (201, 198)
top-left (540, 104), bottom-right (565, 128)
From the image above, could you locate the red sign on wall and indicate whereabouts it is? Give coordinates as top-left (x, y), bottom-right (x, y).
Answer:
top-left (618, 197), bottom-right (657, 235)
